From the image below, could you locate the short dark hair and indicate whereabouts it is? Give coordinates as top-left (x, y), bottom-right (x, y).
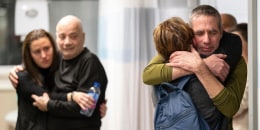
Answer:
top-left (190, 5), bottom-right (222, 31)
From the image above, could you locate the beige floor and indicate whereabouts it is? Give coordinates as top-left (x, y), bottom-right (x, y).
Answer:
top-left (0, 89), bottom-right (17, 130)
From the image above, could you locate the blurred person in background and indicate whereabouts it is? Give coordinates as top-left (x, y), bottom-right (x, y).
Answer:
top-left (221, 13), bottom-right (237, 32)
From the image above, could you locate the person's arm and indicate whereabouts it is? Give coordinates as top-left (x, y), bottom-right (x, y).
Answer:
top-left (16, 71), bottom-right (46, 102)
top-left (233, 80), bottom-right (248, 118)
top-left (32, 93), bottom-right (82, 117)
top-left (168, 47), bottom-right (247, 118)
top-left (69, 91), bottom-right (108, 117)
top-left (205, 31), bottom-right (242, 81)
top-left (169, 47), bottom-right (224, 98)
top-left (212, 58), bottom-right (247, 118)
top-left (16, 72), bottom-right (80, 121)
top-left (217, 31), bottom-right (242, 70)
top-left (8, 65), bottom-right (69, 101)
top-left (202, 54), bottom-right (229, 82)
top-left (44, 53), bottom-right (107, 118)
top-left (142, 53), bottom-right (229, 85)
top-left (32, 94), bottom-right (108, 118)
top-left (47, 100), bottom-right (108, 118)
top-left (142, 54), bottom-right (190, 85)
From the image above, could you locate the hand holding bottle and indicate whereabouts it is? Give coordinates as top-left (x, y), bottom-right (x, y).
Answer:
top-left (71, 91), bottom-right (95, 111)
top-left (80, 82), bottom-right (101, 117)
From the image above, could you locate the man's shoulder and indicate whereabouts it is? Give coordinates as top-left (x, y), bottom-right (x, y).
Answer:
top-left (80, 48), bottom-right (100, 61)
top-left (237, 57), bottom-right (247, 69)
top-left (231, 57), bottom-right (247, 76)
top-left (221, 31), bottom-right (241, 42)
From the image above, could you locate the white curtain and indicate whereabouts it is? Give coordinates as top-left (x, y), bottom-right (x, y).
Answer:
top-left (98, 0), bottom-right (197, 130)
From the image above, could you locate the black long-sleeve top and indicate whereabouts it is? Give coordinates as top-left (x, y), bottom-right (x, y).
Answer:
top-left (47, 47), bottom-right (108, 130)
top-left (15, 69), bottom-right (49, 130)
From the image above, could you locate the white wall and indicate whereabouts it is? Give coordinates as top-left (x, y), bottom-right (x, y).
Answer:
top-left (0, 66), bottom-right (17, 130)
top-left (200, 0), bottom-right (248, 23)
top-left (216, 0), bottom-right (248, 23)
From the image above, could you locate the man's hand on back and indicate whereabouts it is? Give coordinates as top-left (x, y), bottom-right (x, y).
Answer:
top-left (203, 54), bottom-right (230, 82)
top-left (8, 65), bottom-right (24, 88)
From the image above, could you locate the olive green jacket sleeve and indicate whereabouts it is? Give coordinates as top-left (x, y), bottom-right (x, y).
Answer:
top-left (212, 57), bottom-right (247, 118)
top-left (142, 54), bottom-right (172, 85)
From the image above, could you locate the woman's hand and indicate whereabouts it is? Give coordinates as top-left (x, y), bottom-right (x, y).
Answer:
top-left (31, 93), bottom-right (50, 111)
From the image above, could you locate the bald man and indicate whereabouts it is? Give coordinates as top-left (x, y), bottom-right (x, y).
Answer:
top-left (32, 15), bottom-right (108, 130)
top-left (221, 13), bottom-right (237, 32)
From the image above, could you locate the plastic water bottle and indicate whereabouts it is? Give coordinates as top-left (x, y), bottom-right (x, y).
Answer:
top-left (80, 82), bottom-right (101, 117)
